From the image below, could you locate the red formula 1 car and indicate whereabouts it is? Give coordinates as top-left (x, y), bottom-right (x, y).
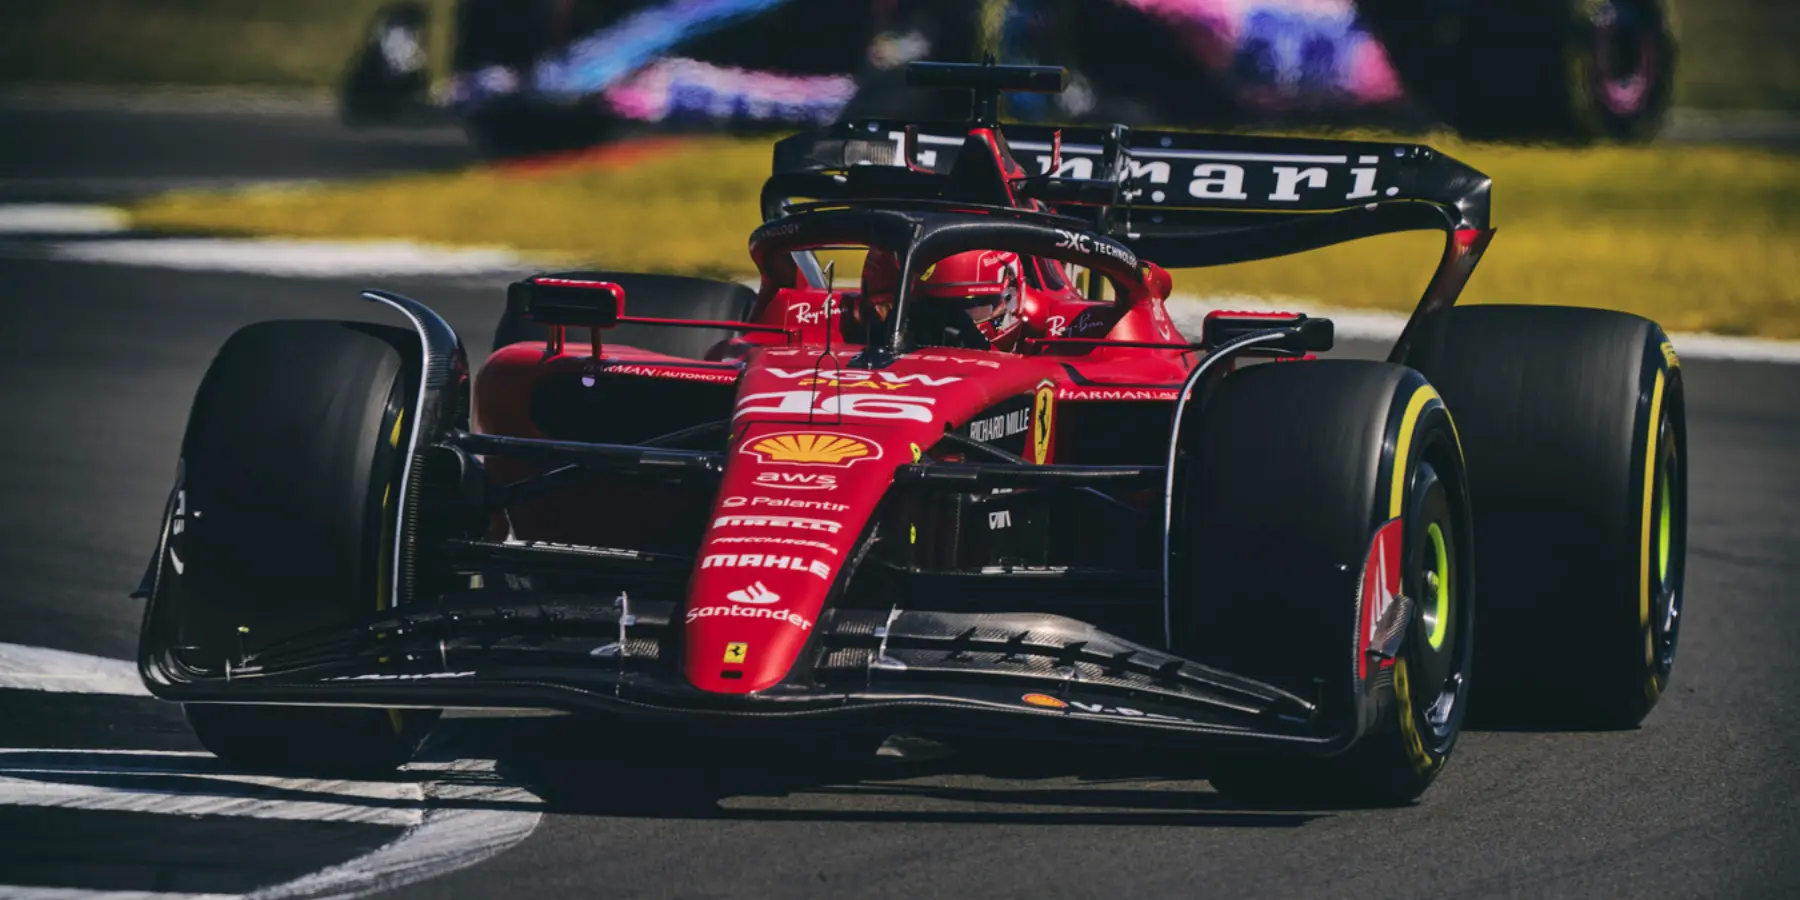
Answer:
top-left (136, 62), bottom-right (1688, 806)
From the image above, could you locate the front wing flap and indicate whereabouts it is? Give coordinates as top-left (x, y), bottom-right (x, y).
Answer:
top-left (140, 592), bottom-right (1352, 754)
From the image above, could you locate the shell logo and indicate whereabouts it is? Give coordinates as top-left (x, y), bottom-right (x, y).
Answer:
top-left (1021, 692), bottom-right (1068, 710)
top-left (742, 431), bottom-right (884, 467)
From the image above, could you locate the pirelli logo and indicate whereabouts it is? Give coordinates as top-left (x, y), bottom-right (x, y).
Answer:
top-left (713, 515), bottom-right (842, 534)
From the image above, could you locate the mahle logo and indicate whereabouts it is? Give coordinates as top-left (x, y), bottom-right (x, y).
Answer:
top-left (742, 431), bottom-right (882, 467)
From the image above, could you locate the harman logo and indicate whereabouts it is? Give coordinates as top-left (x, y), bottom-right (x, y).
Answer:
top-left (742, 432), bottom-right (881, 467)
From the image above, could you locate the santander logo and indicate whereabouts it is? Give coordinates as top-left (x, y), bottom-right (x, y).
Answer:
top-left (727, 581), bottom-right (780, 605)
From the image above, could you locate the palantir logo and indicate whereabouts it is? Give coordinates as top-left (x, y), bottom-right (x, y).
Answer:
top-left (727, 581), bottom-right (781, 605)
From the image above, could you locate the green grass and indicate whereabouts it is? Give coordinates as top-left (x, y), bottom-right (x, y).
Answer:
top-left (129, 133), bottom-right (1800, 338)
top-left (0, 0), bottom-right (456, 88)
top-left (1670, 0), bottom-right (1800, 111)
top-left (133, 138), bottom-right (777, 280)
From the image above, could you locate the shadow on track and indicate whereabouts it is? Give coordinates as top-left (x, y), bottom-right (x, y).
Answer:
top-left (462, 716), bottom-right (1330, 828)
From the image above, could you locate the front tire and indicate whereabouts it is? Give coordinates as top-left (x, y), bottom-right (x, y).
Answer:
top-left (1171, 360), bottom-right (1475, 806)
top-left (1406, 305), bottom-right (1687, 728)
top-left (162, 319), bottom-right (440, 776)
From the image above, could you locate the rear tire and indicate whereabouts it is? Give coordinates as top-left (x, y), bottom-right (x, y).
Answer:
top-left (489, 270), bottom-right (756, 359)
top-left (165, 319), bottom-right (440, 776)
top-left (1406, 305), bottom-right (1687, 728)
top-left (1171, 360), bottom-right (1475, 807)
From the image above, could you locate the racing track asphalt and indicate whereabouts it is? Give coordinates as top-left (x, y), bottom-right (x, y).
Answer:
top-left (0, 90), bottom-right (477, 204)
top-left (1, 98), bottom-right (1799, 899)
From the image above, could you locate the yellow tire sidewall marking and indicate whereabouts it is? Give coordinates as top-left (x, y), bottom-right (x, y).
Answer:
top-left (1389, 383), bottom-right (1451, 774)
top-left (1639, 368), bottom-right (1667, 646)
top-left (1389, 385), bottom-right (1440, 519)
top-left (1394, 656), bottom-right (1436, 773)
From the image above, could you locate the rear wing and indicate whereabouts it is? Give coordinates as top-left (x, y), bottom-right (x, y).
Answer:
top-left (774, 120), bottom-right (1489, 254)
top-left (769, 118), bottom-right (1494, 362)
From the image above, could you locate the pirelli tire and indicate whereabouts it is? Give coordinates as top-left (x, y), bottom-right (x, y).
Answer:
top-left (489, 270), bottom-right (757, 360)
top-left (1170, 360), bottom-right (1475, 807)
top-left (1406, 305), bottom-right (1687, 728)
top-left (158, 319), bottom-right (439, 776)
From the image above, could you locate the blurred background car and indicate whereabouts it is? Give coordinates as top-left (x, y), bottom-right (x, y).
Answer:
top-left (338, 0), bottom-right (1679, 156)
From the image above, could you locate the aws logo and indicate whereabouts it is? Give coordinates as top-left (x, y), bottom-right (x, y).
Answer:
top-left (741, 432), bottom-right (882, 467)
top-left (754, 472), bottom-right (837, 491)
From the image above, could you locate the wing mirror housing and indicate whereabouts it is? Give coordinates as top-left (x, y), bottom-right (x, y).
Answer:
top-left (508, 274), bottom-right (626, 329)
top-left (1201, 310), bottom-right (1334, 354)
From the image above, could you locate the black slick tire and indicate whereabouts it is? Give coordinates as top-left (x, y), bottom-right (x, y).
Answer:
top-left (166, 319), bottom-right (439, 776)
top-left (1406, 305), bottom-right (1686, 729)
top-left (489, 270), bottom-right (756, 359)
top-left (1171, 360), bottom-right (1475, 807)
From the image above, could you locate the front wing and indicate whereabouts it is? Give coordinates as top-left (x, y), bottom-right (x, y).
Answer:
top-left (140, 590), bottom-right (1362, 756)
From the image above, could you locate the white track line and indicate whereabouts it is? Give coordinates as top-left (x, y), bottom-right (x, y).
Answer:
top-left (0, 643), bottom-right (148, 696)
top-left (0, 204), bottom-right (127, 235)
top-left (251, 759), bottom-right (542, 900)
top-left (0, 889), bottom-right (238, 900)
top-left (0, 750), bottom-right (544, 900)
top-left (0, 643), bottom-right (546, 900)
top-left (44, 238), bottom-right (531, 279)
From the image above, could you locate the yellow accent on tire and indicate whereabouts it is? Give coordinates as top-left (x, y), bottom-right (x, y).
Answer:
top-left (1394, 656), bottom-right (1436, 774)
top-left (1388, 385), bottom-right (1440, 518)
top-left (1639, 369), bottom-right (1666, 633)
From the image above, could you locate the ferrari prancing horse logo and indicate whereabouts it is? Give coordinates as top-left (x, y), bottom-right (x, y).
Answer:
top-left (723, 642), bottom-right (748, 664)
top-left (1031, 381), bottom-right (1055, 464)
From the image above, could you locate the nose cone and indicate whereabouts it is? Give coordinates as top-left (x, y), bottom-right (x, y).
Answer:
top-left (683, 427), bottom-right (897, 693)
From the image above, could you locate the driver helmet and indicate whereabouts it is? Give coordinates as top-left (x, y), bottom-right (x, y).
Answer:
top-left (915, 249), bottom-right (1024, 350)
top-left (856, 248), bottom-right (1024, 350)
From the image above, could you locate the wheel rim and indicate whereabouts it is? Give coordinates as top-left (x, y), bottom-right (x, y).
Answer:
top-left (1422, 521), bottom-right (1451, 651)
top-left (1408, 459), bottom-right (1467, 745)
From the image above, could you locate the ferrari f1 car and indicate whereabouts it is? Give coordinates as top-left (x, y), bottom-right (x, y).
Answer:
top-left (139, 61), bottom-right (1687, 806)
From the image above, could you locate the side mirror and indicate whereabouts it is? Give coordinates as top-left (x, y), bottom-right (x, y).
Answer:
top-left (1201, 310), bottom-right (1334, 354)
top-left (1140, 261), bottom-right (1173, 300)
top-left (508, 274), bottom-right (625, 328)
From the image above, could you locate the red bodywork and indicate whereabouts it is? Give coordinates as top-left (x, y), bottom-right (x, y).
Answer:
top-left (474, 131), bottom-right (1206, 695)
